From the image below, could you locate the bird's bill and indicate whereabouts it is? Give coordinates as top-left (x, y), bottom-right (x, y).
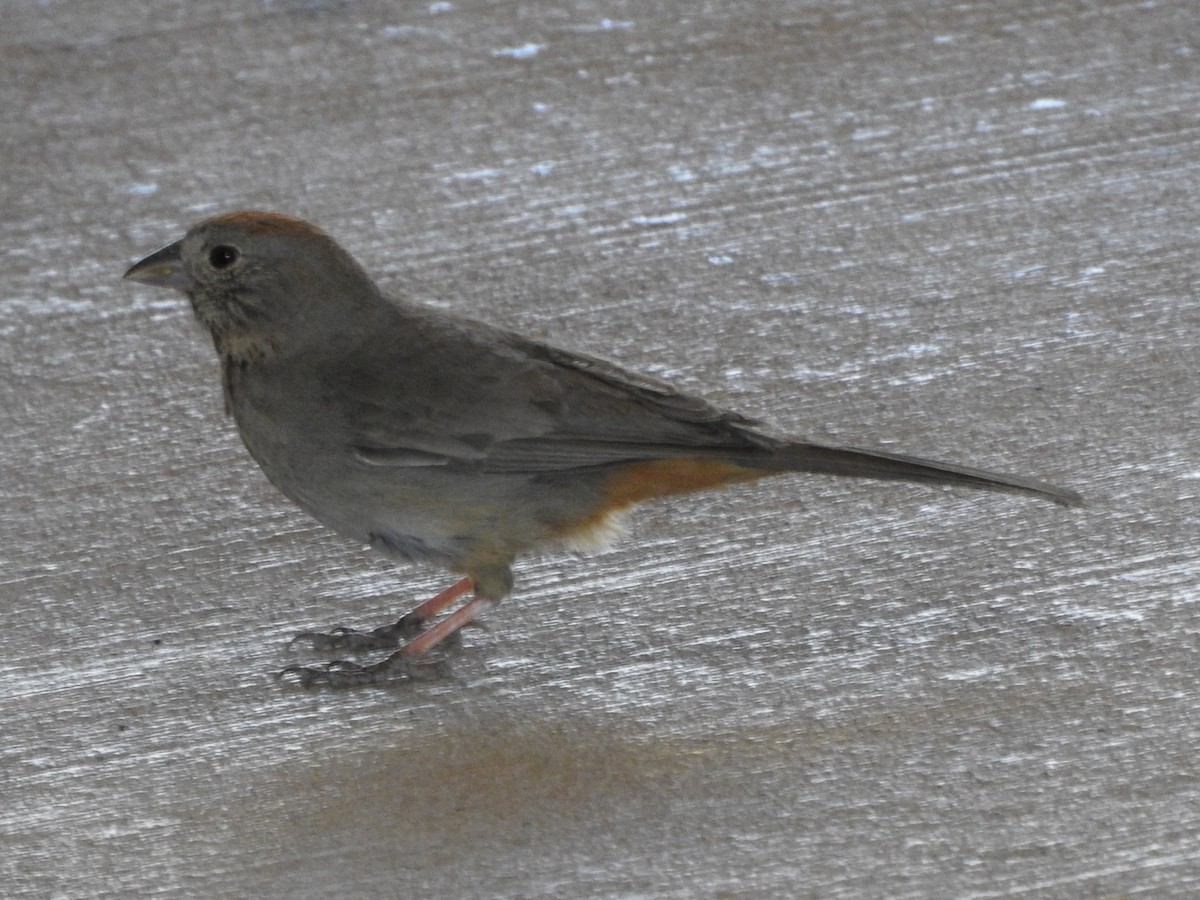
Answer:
top-left (123, 239), bottom-right (195, 291)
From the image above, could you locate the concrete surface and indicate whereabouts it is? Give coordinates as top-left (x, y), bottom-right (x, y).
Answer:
top-left (3, 0), bottom-right (1198, 897)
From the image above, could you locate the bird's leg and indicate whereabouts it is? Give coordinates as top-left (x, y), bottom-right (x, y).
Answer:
top-left (278, 579), bottom-right (490, 687)
top-left (389, 595), bottom-right (496, 659)
top-left (403, 576), bottom-right (476, 624)
top-left (286, 577), bottom-right (473, 653)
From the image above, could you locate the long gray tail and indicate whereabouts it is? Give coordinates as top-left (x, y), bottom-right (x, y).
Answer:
top-left (748, 441), bottom-right (1082, 507)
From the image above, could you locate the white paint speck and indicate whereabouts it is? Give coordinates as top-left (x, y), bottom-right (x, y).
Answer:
top-left (667, 164), bottom-right (695, 183)
top-left (630, 212), bottom-right (687, 227)
top-left (529, 162), bottom-right (554, 176)
top-left (72, 403), bottom-right (110, 431)
top-left (443, 168), bottom-right (502, 182)
top-left (127, 182), bottom-right (158, 196)
top-left (1010, 265), bottom-right (1045, 279)
top-left (1029, 98), bottom-right (1067, 110)
top-left (707, 254), bottom-right (734, 266)
top-left (381, 25), bottom-right (443, 39)
top-left (428, 2), bottom-right (452, 13)
top-left (904, 343), bottom-right (940, 358)
top-left (570, 19), bottom-right (634, 32)
top-left (492, 43), bottom-right (543, 60)
top-left (851, 126), bottom-right (895, 142)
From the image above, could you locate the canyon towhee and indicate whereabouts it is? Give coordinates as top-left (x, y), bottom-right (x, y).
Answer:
top-left (125, 211), bottom-right (1081, 686)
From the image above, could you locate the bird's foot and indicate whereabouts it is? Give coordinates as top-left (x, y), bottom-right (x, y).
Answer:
top-left (277, 579), bottom-right (493, 687)
top-left (286, 614), bottom-right (425, 653)
top-left (285, 576), bottom-right (474, 655)
top-left (276, 652), bottom-right (450, 687)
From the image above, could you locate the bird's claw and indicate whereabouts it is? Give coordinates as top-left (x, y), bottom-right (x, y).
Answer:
top-left (276, 652), bottom-right (451, 687)
top-left (276, 659), bottom-right (387, 687)
top-left (286, 613), bottom-right (426, 652)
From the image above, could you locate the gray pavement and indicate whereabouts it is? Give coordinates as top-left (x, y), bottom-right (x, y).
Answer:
top-left (3, 0), bottom-right (1198, 897)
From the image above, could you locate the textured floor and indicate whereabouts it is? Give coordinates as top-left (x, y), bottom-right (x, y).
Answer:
top-left (3, 1), bottom-right (1198, 897)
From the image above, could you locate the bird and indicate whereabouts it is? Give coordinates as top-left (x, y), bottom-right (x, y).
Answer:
top-left (124, 211), bottom-right (1081, 686)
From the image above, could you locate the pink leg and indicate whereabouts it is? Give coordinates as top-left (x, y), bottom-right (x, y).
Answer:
top-left (405, 576), bottom-right (473, 624)
top-left (397, 595), bottom-right (495, 659)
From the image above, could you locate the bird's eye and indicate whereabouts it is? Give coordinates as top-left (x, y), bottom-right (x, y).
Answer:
top-left (208, 245), bottom-right (240, 269)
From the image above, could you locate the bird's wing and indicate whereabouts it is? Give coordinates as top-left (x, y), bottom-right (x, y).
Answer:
top-left (333, 306), bottom-right (776, 473)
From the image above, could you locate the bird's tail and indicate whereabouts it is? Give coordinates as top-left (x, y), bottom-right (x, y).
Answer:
top-left (742, 440), bottom-right (1083, 507)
